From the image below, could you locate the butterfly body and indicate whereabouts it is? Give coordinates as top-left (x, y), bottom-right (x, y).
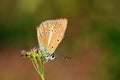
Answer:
top-left (37, 18), bottom-right (67, 61)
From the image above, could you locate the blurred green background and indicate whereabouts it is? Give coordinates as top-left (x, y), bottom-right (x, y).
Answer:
top-left (0, 0), bottom-right (120, 80)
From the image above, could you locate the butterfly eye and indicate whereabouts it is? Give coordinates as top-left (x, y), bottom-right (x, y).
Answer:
top-left (50, 54), bottom-right (55, 60)
top-left (51, 54), bottom-right (55, 58)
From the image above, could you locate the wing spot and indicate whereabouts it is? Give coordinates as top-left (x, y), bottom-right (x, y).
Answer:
top-left (42, 32), bottom-right (44, 34)
top-left (52, 46), bottom-right (54, 48)
top-left (57, 39), bottom-right (59, 42)
top-left (60, 23), bottom-right (62, 26)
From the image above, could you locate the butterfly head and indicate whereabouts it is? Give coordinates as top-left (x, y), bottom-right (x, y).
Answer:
top-left (45, 53), bottom-right (55, 60)
top-left (39, 47), bottom-right (55, 60)
top-left (42, 52), bottom-right (55, 62)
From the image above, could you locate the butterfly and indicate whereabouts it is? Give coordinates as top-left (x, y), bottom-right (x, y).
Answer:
top-left (37, 18), bottom-right (68, 61)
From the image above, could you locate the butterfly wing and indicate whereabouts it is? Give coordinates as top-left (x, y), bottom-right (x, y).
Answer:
top-left (37, 18), bottom-right (67, 55)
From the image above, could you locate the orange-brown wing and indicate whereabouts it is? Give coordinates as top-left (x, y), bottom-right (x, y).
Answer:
top-left (37, 18), bottom-right (67, 55)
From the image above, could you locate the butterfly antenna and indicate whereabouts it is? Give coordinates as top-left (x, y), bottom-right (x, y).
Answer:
top-left (55, 53), bottom-right (71, 60)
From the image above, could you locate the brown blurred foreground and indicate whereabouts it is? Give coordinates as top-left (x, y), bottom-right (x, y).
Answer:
top-left (0, 45), bottom-right (101, 80)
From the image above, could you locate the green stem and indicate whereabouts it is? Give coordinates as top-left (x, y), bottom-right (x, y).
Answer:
top-left (31, 58), bottom-right (45, 80)
top-left (41, 74), bottom-right (45, 80)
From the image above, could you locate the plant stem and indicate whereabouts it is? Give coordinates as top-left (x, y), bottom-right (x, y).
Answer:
top-left (31, 50), bottom-right (45, 80)
top-left (32, 59), bottom-right (45, 80)
top-left (41, 74), bottom-right (45, 80)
